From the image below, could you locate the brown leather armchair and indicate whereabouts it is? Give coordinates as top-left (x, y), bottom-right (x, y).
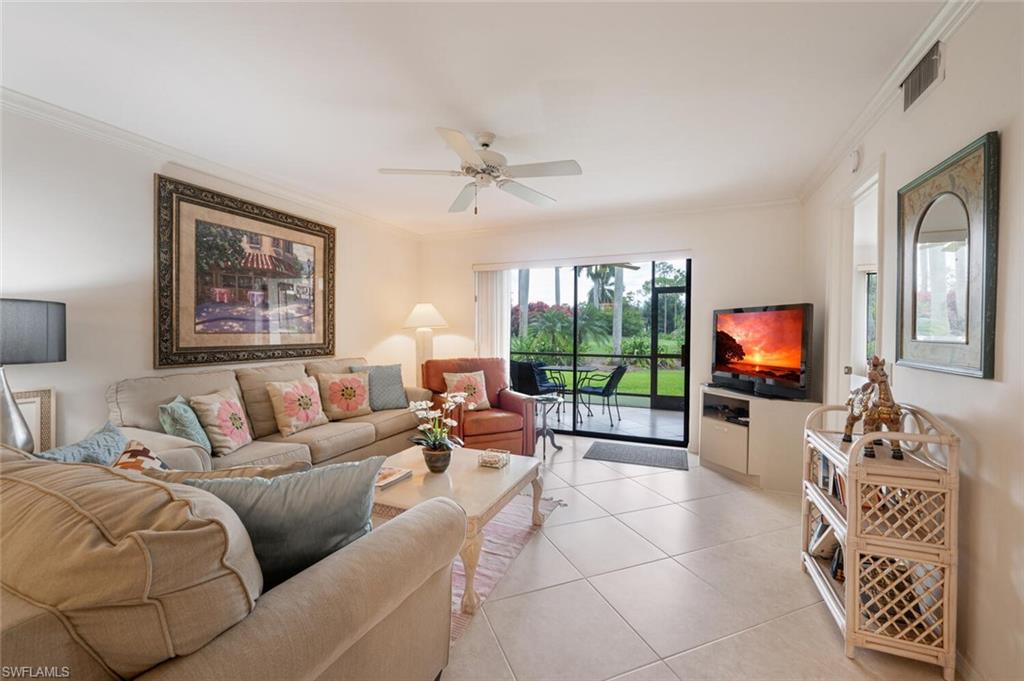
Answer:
top-left (422, 358), bottom-right (536, 456)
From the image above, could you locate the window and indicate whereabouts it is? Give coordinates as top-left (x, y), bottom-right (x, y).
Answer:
top-left (246, 233), bottom-right (262, 248)
top-left (866, 272), bottom-right (877, 359)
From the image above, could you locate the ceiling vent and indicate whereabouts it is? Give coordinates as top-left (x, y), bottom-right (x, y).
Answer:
top-left (901, 42), bottom-right (943, 111)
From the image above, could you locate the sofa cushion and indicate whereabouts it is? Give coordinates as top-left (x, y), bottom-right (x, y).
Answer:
top-left (266, 376), bottom-right (328, 436)
top-left (235, 363), bottom-right (308, 438)
top-left (189, 390), bottom-right (253, 455)
top-left (184, 457), bottom-right (385, 588)
top-left (317, 372), bottom-right (371, 420)
top-left (112, 440), bottom-right (170, 472)
top-left (443, 370), bottom-right (491, 410)
top-left (360, 364), bottom-right (410, 411)
top-left (143, 460), bottom-right (312, 483)
top-left (106, 369), bottom-right (242, 431)
top-left (423, 358), bottom-right (508, 407)
top-left (347, 408), bottom-right (419, 440)
top-left (36, 421), bottom-right (127, 465)
top-left (462, 409), bottom-right (524, 437)
top-left (211, 440), bottom-right (312, 470)
top-left (260, 422), bottom-right (376, 464)
top-left (159, 395), bottom-right (213, 454)
top-left (305, 356), bottom-right (368, 377)
top-left (0, 459), bottom-right (262, 678)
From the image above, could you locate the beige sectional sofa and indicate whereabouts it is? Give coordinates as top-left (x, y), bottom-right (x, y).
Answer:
top-left (106, 357), bottom-right (430, 471)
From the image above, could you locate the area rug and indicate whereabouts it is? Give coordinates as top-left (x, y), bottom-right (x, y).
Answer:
top-left (583, 441), bottom-right (688, 470)
top-left (450, 493), bottom-right (562, 641)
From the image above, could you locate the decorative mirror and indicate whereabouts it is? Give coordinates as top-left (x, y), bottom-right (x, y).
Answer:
top-left (897, 132), bottom-right (999, 378)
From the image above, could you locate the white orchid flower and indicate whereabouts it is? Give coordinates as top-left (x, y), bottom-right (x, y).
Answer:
top-left (417, 424), bottom-right (432, 431)
top-left (443, 418), bottom-right (458, 427)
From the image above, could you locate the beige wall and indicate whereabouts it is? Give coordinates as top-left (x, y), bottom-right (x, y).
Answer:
top-left (801, 4), bottom-right (1024, 677)
top-left (417, 200), bottom-right (810, 448)
top-left (1, 109), bottom-right (422, 444)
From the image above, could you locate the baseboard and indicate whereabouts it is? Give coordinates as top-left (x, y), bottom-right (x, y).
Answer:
top-left (957, 651), bottom-right (985, 681)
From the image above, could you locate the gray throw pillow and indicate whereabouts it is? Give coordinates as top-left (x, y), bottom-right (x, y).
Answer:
top-left (355, 364), bottom-right (409, 411)
top-left (36, 422), bottom-right (127, 465)
top-left (184, 457), bottom-right (385, 588)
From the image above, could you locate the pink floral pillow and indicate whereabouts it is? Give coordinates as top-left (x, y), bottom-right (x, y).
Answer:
top-left (266, 376), bottom-right (329, 437)
top-left (316, 372), bottom-right (371, 420)
top-left (188, 390), bottom-right (254, 455)
top-left (442, 371), bottom-right (491, 411)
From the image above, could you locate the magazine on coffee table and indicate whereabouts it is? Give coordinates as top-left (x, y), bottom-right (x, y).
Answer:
top-left (375, 466), bottom-right (413, 489)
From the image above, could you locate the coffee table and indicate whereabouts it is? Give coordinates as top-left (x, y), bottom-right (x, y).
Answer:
top-left (372, 446), bottom-right (544, 614)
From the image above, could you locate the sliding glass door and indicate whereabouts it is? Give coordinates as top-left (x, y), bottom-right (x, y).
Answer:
top-left (510, 258), bottom-right (691, 446)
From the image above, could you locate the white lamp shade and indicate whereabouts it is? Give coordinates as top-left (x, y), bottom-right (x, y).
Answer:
top-left (403, 303), bottom-right (447, 329)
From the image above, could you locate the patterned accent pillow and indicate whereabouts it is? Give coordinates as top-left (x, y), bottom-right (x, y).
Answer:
top-left (356, 364), bottom-right (409, 411)
top-left (113, 440), bottom-right (170, 471)
top-left (143, 460), bottom-right (312, 483)
top-left (443, 371), bottom-right (491, 410)
top-left (37, 422), bottom-right (127, 465)
top-left (266, 376), bottom-right (328, 437)
top-left (158, 395), bottom-right (213, 454)
top-left (317, 372), bottom-right (371, 420)
top-left (189, 390), bottom-right (253, 455)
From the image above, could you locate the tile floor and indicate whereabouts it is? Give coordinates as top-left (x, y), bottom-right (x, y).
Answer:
top-left (444, 435), bottom-right (952, 681)
top-left (550, 405), bottom-right (686, 442)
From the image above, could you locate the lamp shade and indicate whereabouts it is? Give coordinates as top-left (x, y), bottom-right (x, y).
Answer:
top-left (0, 299), bottom-right (67, 365)
top-left (403, 303), bottom-right (447, 329)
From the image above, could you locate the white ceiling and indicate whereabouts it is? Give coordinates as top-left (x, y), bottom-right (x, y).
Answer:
top-left (2, 2), bottom-right (940, 235)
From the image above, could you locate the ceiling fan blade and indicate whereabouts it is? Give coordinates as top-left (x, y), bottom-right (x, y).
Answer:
top-left (497, 179), bottom-right (556, 208)
top-left (378, 168), bottom-right (463, 176)
top-left (448, 182), bottom-right (477, 213)
top-left (436, 127), bottom-right (485, 170)
top-left (503, 160), bottom-right (582, 178)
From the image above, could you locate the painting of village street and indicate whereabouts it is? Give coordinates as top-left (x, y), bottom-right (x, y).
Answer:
top-left (194, 220), bottom-right (316, 334)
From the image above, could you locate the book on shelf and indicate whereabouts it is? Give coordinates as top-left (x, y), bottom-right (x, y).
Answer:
top-left (830, 546), bottom-right (845, 582)
top-left (809, 522), bottom-right (840, 559)
top-left (817, 455), bottom-right (832, 491)
top-left (375, 466), bottom-right (412, 489)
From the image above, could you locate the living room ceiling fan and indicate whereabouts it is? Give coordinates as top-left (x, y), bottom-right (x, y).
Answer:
top-left (379, 128), bottom-right (582, 214)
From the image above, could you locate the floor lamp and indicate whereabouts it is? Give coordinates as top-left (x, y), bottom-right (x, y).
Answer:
top-left (0, 299), bottom-right (67, 452)
top-left (403, 303), bottom-right (447, 387)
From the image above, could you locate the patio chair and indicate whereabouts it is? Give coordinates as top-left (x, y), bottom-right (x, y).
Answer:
top-left (578, 365), bottom-right (628, 427)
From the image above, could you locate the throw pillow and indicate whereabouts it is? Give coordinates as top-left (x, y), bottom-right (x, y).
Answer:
top-left (189, 390), bottom-right (253, 455)
top-left (142, 460), bottom-right (312, 484)
top-left (317, 372), bottom-right (371, 420)
top-left (443, 370), bottom-right (491, 410)
top-left (265, 376), bottom-right (329, 436)
top-left (36, 422), bottom-right (127, 465)
top-left (184, 457), bottom-right (385, 588)
top-left (112, 440), bottom-right (170, 472)
top-left (356, 364), bottom-right (409, 411)
top-left (158, 395), bottom-right (213, 454)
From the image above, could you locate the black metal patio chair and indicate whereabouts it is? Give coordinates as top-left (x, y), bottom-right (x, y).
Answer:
top-left (578, 365), bottom-right (628, 427)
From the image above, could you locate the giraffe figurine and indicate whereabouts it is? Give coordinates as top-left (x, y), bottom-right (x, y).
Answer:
top-left (842, 356), bottom-right (904, 460)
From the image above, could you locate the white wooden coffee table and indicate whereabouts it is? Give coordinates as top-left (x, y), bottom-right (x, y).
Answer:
top-left (372, 446), bottom-right (544, 614)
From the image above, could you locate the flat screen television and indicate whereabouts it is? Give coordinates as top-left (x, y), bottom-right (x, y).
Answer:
top-left (711, 303), bottom-right (813, 400)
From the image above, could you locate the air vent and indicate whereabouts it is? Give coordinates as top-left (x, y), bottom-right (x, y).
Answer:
top-left (902, 42), bottom-right (943, 111)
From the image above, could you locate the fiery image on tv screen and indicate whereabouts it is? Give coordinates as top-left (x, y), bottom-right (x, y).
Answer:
top-left (715, 309), bottom-right (804, 383)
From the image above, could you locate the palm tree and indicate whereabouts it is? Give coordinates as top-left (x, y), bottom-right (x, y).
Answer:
top-left (612, 266), bottom-right (624, 355)
top-left (554, 266), bottom-right (561, 306)
top-left (517, 269), bottom-right (530, 338)
top-left (586, 265), bottom-right (614, 306)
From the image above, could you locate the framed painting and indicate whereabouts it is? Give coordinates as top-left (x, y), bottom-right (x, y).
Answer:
top-left (896, 132), bottom-right (999, 378)
top-left (13, 387), bottom-right (56, 453)
top-left (155, 175), bottom-right (335, 368)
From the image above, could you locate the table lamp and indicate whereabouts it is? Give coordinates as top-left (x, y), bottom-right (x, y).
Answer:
top-left (403, 303), bottom-right (447, 387)
top-left (0, 299), bottom-right (66, 452)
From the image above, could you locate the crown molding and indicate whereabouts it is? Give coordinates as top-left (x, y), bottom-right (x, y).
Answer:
top-left (0, 87), bottom-right (419, 240)
top-left (798, 0), bottom-right (978, 201)
top-left (424, 196), bottom-right (802, 242)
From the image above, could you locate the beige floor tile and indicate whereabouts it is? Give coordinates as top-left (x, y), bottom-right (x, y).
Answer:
top-left (539, 468), bottom-right (571, 490)
top-left (575, 477), bottom-right (675, 514)
top-left (674, 526), bottom-right (821, 622)
top-left (490, 532), bottom-right (583, 601)
top-left (484, 580), bottom-right (657, 681)
top-left (589, 558), bottom-right (763, 658)
top-left (631, 469), bottom-right (743, 502)
top-left (617, 503), bottom-right (750, 555)
top-left (547, 458), bottom-right (624, 485)
top-left (445, 611), bottom-right (515, 681)
top-left (607, 660), bottom-right (681, 681)
top-left (679, 489), bottom-right (800, 535)
top-left (543, 516), bottom-right (666, 576)
top-left (542, 486), bottom-right (610, 527)
top-left (665, 603), bottom-right (947, 681)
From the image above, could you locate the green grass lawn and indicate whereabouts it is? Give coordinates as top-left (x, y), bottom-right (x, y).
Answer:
top-left (548, 368), bottom-right (685, 397)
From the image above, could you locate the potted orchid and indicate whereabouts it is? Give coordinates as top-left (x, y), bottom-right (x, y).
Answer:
top-left (408, 392), bottom-right (467, 473)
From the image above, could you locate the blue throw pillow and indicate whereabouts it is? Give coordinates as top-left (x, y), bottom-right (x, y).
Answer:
top-left (184, 457), bottom-right (385, 588)
top-left (356, 364), bottom-right (409, 411)
top-left (158, 395), bottom-right (213, 454)
top-left (37, 422), bottom-right (127, 465)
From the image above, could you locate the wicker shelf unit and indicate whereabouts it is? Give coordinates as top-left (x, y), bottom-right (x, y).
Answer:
top-left (801, 404), bottom-right (959, 681)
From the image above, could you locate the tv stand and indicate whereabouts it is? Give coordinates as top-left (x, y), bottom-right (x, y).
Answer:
top-left (698, 384), bottom-right (820, 493)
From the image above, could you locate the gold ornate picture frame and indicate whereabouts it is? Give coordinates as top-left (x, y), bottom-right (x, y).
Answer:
top-left (155, 175), bottom-right (336, 368)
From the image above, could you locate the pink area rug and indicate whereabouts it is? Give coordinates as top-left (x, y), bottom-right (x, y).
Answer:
top-left (450, 493), bottom-right (563, 641)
